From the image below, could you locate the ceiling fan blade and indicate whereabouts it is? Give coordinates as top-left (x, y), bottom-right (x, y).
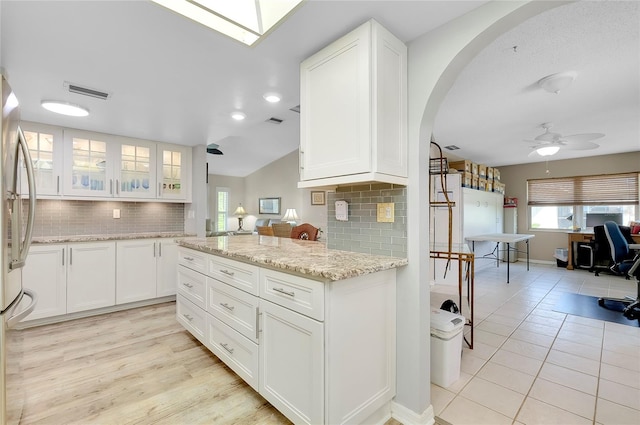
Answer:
top-left (560, 140), bottom-right (600, 150)
top-left (561, 133), bottom-right (605, 143)
top-left (527, 149), bottom-right (542, 157)
top-left (534, 131), bottom-right (561, 142)
top-left (523, 139), bottom-right (550, 145)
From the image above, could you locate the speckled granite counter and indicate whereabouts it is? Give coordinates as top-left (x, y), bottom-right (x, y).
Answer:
top-left (177, 235), bottom-right (408, 281)
top-left (32, 232), bottom-right (195, 244)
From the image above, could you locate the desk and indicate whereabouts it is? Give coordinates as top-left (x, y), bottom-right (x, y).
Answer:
top-left (466, 233), bottom-right (535, 283)
top-left (566, 232), bottom-right (640, 270)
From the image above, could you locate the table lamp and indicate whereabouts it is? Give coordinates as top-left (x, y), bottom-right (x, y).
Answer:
top-left (233, 204), bottom-right (247, 231)
top-left (282, 208), bottom-right (299, 225)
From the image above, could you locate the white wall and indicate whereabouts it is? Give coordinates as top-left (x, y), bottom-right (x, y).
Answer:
top-left (400, 1), bottom-right (565, 421)
top-left (184, 144), bottom-right (207, 237)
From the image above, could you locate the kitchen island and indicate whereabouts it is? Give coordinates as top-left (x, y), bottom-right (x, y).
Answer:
top-left (176, 235), bottom-right (407, 425)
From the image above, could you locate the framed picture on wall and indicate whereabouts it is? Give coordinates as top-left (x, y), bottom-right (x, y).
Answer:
top-left (311, 191), bottom-right (326, 205)
top-left (259, 197), bottom-right (281, 214)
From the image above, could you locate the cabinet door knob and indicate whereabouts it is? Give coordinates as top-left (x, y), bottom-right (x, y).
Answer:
top-left (220, 269), bottom-right (235, 276)
top-left (220, 342), bottom-right (234, 354)
top-left (183, 313), bottom-right (193, 321)
top-left (219, 302), bottom-right (235, 311)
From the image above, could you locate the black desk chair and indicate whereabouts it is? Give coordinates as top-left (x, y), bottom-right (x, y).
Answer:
top-left (598, 255), bottom-right (640, 320)
top-left (591, 223), bottom-right (637, 276)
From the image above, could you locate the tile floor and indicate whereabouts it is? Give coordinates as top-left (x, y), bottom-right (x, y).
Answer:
top-left (430, 261), bottom-right (640, 425)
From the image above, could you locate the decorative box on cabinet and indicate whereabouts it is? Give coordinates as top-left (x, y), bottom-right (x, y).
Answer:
top-left (298, 19), bottom-right (407, 188)
top-left (177, 247), bottom-right (396, 425)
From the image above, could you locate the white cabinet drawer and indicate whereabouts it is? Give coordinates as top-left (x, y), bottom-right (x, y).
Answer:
top-left (177, 265), bottom-right (206, 309)
top-left (206, 314), bottom-right (259, 391)
top-left (207, 278), bottom-right (259, 343)
top-left (208, 256), bottom-right (259, 296)
top-left (178, 247), bottom-right (207, 274)
top-left (176, 295), bottom-right (206, 344)
top-left (260, 268), bottom-right (324, 321)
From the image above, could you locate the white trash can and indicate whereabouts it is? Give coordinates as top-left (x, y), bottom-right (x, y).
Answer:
top-left (430, 308), bottom-right (465, 387)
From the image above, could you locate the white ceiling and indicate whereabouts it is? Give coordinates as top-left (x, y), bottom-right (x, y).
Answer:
top-left (1, 1), bottom-right (638, 177)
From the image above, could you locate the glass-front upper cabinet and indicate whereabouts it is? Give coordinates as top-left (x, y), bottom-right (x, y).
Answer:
top-left (157, 143), bottom-right (191, 201)
top-left (63, 129), bottom-right (113, 197)
top-left (115, 138), bottom-right (157, 199)
top-left (20, 122), bottom-right (64, 196)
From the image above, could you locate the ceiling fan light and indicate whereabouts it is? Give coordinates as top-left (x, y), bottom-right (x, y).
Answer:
top-left (263, 92), bottom-right (281, 103)
top-left (537, 146), bottom-right (560, 156)
top-left (538, 71), bottom-right (577, 94)
top-left (231, 111), bottom-right (246, 121)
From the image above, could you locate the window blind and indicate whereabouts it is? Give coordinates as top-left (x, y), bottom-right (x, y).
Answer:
top-left (528, 172), bottom-right (639, 206)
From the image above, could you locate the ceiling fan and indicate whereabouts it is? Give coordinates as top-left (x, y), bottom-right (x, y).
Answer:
top-left (525, 122), bottom-right (604, 157)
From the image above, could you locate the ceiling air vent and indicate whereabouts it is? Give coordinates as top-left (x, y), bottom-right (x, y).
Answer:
top-left (289, 105), bottom-right (300, 113)
top-left (64, 81), bottom-right (110, 100)
top-left (444, 145), bottom-right (460, 150)
top-left (266, 117), bottom-right (283, 124)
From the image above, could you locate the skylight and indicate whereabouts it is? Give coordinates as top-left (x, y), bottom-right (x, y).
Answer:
top-left (151, 0), bottom-right (304, 46)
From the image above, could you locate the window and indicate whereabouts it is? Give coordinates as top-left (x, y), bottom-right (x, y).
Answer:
top-left (216, 187), bottom-right (229, 231)
top-left (527, 173), bottom-right (639, 230)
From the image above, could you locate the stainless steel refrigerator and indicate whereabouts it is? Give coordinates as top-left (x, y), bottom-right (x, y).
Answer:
top-left (0, 74), bottom-right (38, 425)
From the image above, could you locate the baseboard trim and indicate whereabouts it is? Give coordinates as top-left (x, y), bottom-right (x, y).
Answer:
top-left (15, 296), bottom-right (176, 329)
top-left (391, 401), bottom-right (435, 425)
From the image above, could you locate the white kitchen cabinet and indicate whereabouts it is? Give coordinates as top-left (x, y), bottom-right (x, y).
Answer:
top-left (298, 19), bottom-right (407, 188)
top-left (157, 143), bottom-right (191, 201)
top-left (259, 298), bottom-right (324, 424)
top-left (63, 129), bottom-right (114, 197)
top-left (117, 238), bottom-right (179, 303)
top-left (177, 247), bottom-right (396, 425)
top-left (156, 239), bottom-right (178, 297)
top-left (116, 240), bottom-right (157, 304)
top-left (20, 122), bottom-right (64, 196)
top-left (21, 244), bottom-right (67, 320)
top-left (430, 173), bottom-right (504, 285)
top-left (113, 137), bottom-right (157, 199)
top-left (66, 242), bottom-right (116, 313)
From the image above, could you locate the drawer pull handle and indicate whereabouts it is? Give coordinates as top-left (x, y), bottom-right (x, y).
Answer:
top-left (183, 314), bottom-right (194, 321)
top-left (182, 282), bottom-right (194, 289)
top-left (220, 269), bottom-right (235, 276)
top-left (220, 342), bottom-right (234, 354)
top-left (183, 256), bottom-right (194, 261)
top-left (273, 287), bottom-right (295, 297)
top-left (220, 302), bottom-right (235, 311)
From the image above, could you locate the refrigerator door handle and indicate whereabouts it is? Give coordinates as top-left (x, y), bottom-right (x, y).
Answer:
top-left (5, 289), bottom-right (38, 328)
top-left (12, 127), bottom-right (36, 270)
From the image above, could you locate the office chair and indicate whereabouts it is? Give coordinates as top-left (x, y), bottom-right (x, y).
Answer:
top-left (591, 222), bottom-right (637, 277)
top-left (598, 254), bottom-right (640, 320)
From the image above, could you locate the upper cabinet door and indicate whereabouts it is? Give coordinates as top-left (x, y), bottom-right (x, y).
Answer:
top-left (20, 122), bottom-right (64, 196)
top-left (114, 138), bottom-right (157, 199)
top-left (299, 19), bottom-right (407, 187)
top-left (157, 143), bottom-right (191, 201)
top-left (63, 129), bottom-right (114, 197)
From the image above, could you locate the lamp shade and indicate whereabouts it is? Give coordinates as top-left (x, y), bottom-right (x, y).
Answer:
top-left (233, 205), bottom-right (247, 216)
top-left (282, 208), bottom-right (299, 222)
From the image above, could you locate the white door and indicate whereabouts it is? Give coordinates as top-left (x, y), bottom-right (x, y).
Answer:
top-left (22, 244), bottom-right (67, 320)
top-left (116, 239), bottom-right (157, 304)
top-left (67, 242), bottom-right (116, 312)
top-left (156, 239), bottom-right (178, 297)
top-left (259, 299), bottom-right (324, 425)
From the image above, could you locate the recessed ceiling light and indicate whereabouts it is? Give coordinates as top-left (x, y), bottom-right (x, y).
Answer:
top-left (231, 111), bottom-right (246, 121)
top-left (41, 100), bottom-right (89, 117)
top-left (263, 92), bottom-right (281, 103)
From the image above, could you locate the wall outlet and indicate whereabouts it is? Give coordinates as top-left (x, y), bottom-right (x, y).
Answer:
top-left (113, 209), bottom-right (121, 219)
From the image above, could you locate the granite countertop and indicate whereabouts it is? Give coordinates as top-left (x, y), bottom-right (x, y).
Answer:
top-left (32, 232), bottom-right (196, 244)
top-left (177, 235), bottom-right (408, 281)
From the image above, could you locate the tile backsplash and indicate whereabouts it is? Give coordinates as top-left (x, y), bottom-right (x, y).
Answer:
top-left (326, 184), bottom-right (407, 258)
top-left (24, 200), bottom-right (184, 237)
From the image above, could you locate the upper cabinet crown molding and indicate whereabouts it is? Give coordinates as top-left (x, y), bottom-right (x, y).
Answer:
top-left (298, 19), bottom-right (407, 189)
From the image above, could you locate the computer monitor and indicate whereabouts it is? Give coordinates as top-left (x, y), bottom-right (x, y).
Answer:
top-left (586, 212), bottom-right (623, 227)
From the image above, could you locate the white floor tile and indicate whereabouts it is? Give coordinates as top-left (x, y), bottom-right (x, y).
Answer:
top-left (538, 363), bottom-right (598, 395)
top-left (529, 378), bottom-right (595, 420)
top-left (601, 349), bottom-right (640, 372)
top-left (476, 320), bottom-right (517, 337)
top-left (556, 327), bottom-right (603, 348)
top-left (489, 349), bottom-right (543, 376)
top-left (551, 338), bottom-right (602, 361)
top-left (430, 384), bottom-right (456, 416)
top-left (598, 379), bottom-right (640, 410)
top-left (599, 363), bottom-right (640, 390)
top-left (546, 349), bottom-right (601, 376)
top-left (473, 328), bottom-right (508, 348)
top-left (510, 328), bottom-right (556, 348)
top-left (462, 341), bottom-right (498, 361)
top-left (516, 397), bottom-right (592, 425)
top-left (501, 338), bottom-right (550, 361)
top-left (595, 398), bottom-right (640, 425)
top-left (444, 371), bottom-right (473, 394)
top-left (438, 395), bottom-right (513, 425)
top-left (460, 377), bottom-right (526, 418)
top-left (460, 351), bottom-right (487, 376)
top-left (476, 362), bottom-right (535, 394)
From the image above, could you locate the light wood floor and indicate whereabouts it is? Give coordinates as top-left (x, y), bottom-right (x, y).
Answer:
top-left (16, 302), bottom-right (403, 425)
